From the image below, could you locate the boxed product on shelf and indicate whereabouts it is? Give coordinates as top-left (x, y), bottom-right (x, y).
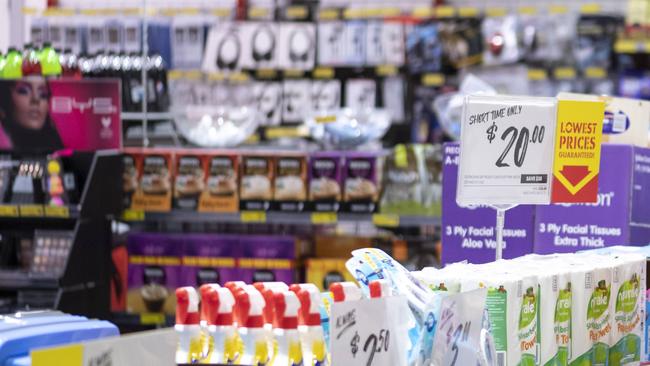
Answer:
top-left (124, 148), bottom-right (174, 212)
top-left (306, 258), bottom-right (355, 291)
top-left (181, 234), bottom-right (239, 287)
top-left (534, 144), bottom-right (650, 254)
top-left (239, 153), bottom-right (275, 211)
top-left (342, 151), bottom-right (380, 213)
top-left (380, 144), bottom-right (442, 216)
top-left (559, 93), bottom-right (650, 147)
top-left (441, 142), bottom-right (536, 265)
top-left (127, 233), bottom-right (183, 315)
top-left (173, 150), bottom-right (205, 211)
top-left (238, 236), bottom-right (296, 284)
top-left (198, 151), bottom-right (240, 213)
top-left (273, 152), bottom-right (308, 212)
top-left (308, 151), bottom-right (343, 212)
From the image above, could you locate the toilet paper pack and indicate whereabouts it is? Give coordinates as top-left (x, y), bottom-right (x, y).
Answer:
top-left (609, 254), bottom-right (646, 365)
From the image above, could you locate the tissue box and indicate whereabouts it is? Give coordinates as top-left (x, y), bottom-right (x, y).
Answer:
top-left (534, 144), bottom-right (650, 254)
top-left (441, 142), bottom-right (535, 265)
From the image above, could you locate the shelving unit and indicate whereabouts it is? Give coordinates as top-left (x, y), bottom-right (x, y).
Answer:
top-left (0, 151), bottom-right (122, 319)
top-left (120, 209), bottom-right (440, 228)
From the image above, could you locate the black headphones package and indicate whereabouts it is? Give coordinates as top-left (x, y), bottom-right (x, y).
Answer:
top-left (317, 21), bottom-right (347, 66)
top-left (241, 22), bottom-right (279, 69)
top-left (278, 23), bottom-right (316, 70)
top-left (202, 22), bottom-right (246, 72)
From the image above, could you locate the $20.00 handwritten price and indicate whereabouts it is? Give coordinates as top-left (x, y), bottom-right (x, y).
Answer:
top-left (486, 123), bottom-right (546, 168)
top-left (350, 328), bottom-right (390, 366)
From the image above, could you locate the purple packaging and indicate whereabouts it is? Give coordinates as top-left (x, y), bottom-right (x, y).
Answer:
top-left (534, 144), bottom-right (650, 254)
top-left (180, 234), bottom-right (239, 287)
top-left (127, 233), bottom-right (183, 315)
top-left (309, 151), bottom-right (344, 212)
top-left (342, 151), bottom-right (379, 213)
top-left (441, 142), bottom-right (535, 265)
top-left (239, 236), bottom-right (296, 285)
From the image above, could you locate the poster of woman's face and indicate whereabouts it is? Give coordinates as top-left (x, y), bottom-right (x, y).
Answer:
top-left (0, 77), bottom-right (121, 153)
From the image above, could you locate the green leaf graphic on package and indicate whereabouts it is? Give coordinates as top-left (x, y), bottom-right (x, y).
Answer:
top-left (518, 287), bottom-right (537, 366)
top-left (553, 285), bottom-right (571, 366)
top-left (609, 275), bottom-right (642, 366)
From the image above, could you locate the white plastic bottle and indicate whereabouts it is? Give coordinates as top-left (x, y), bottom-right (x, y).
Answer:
top-left (291, 284), bottom-right (328, 366)
top-left (272, 291), bottom-right (304, 366)
top-left (200, 284), bottom-right (241, 364)
top-left (235, 285), bottom-right (272, 366)
top-left (175, 286), bottom-right (202, 364)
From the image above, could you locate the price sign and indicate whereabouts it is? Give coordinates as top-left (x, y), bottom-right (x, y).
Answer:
top-left (458, 95), bottom-right (604, 205)
top-left (457, 95), bottom-right (558, 205)
top-left (330, 297), bottom-right (410, 366)
top-left (432, 288), bottom-right (487, 366)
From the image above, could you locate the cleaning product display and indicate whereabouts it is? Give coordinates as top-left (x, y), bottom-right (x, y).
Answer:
top-left (5, 0), bottom-right (650, 365)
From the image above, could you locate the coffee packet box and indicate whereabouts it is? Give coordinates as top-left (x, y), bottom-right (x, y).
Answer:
top-left (130, 149), bottom-right (174, 212)
top-left (240, 153), bottom-right (274, 211)
top-left (342, 151), bottom-right (380, 213)
top-left (308, 151), bottom-right (343, 212)
top-left (238, 236), bottom-right (296, 284)
top-left (173, 150), bottom-right (205, 211)
top-left (306, 258), bottom-right (355, 291)
top-left (127, 233), bottom-right (182, 315)
top-left (181, 234), bottom-right (239, 287)
top-left (198, 151), bottom-right (239, 213)
top-left (273, 153), bottom-right (308, 212)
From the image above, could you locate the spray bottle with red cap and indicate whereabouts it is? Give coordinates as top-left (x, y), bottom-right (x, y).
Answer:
top-left (235, 285), bottom-right (272, 365)
top-left (176, 286), bottom-right (203, 364)
top-left (291, 284), bottom-right (327, 366)
top-left (329, 282), bottom-right (362, 303)
top-left (199, 284), bottom-right (242, 364)
top-left (272, 290), bottom-right (304, 366)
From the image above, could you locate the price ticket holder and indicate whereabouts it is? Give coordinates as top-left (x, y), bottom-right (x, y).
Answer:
top-left (457, 94), bottom-right (605, 260)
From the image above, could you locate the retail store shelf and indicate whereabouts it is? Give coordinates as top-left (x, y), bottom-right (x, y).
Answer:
top-left (111, 312), bottom-right (174, 327)
top-left (0, 271), bottom-right (59, 289)
top-left (0, 204), bottom-right (80, 220)
top-left (121, 112), bottom-right (174, 121)
top-left (120, 209), bottom-right (440, 227)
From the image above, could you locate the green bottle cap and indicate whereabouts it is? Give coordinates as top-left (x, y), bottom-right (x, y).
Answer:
top-left (2, 49), bottom-right (23, 79)
top-left (40, 45), bottom-right (62, 76)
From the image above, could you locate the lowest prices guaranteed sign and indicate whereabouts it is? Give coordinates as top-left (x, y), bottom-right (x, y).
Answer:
top-left (457, 94), bottom-right (604, 205)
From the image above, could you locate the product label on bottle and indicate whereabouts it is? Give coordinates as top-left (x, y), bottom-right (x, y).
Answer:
top-left (553, 286), bottom-right (572, 365)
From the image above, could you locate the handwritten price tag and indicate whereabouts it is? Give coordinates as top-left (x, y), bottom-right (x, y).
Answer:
top-left (457, 95), bottom-right (557, 205)
top-left (432, 288), bottom-right (487, 366)
top-left (330, 297), bottom-right (410, 366)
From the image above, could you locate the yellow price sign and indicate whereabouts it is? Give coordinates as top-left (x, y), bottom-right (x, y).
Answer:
top-left (372, 214), bottom-right (400, 228)
top-left (435, 6), bottom-right (456, 18)
top-left (580, 3), bottom-right (601, 14)
top-left (45, 206), bottom-right (70, 218)
top-left (266, 126), bottom-right (307, 139)
top-left (376, 65), bottom-right (398, 76)
top-left (19, 205), bottom-right (43, 217)
top-left (284, 69), bottom-right (305, 78)
top-left (212, 8), bottom-right (232, 17)
top-left (315, 115), bottom-right (337, 124)
top-left (140, 312), bottom-right (166, 325)
top-left (286, 6), bottom-right (308, 19)
top-left (241, 211), bottom-right (267, 223)
top-left (256, 69), bottom-right (277, 79)
top-left (458, 7), bottom-right (479, 17)
top-left (0, 205), bottom-right (18, 217)
top-left (585, 67), bottom-right (606, 79)
top-left (313, 67), bottom-right (334, 79)
top-left (319, 8), bottom-right (339, 20)
top-left (527, 69), bottom-right (548, 81)
top-left (549, 5), bottom-right (568, 14)
top-left (32, 344), bottom-right (83, 366)
top-left (311, 212), bottom-right (337, 225)
top-left (422, 73), bottom-right (445, 86)
top-left (248, 7), bottom-right (270, 19)
top-left (486, 7), bottom-right (508, 17)
top-left (553, 67), bottom-right (576, 80)
top-left (122, 209), bottom-right (145, 221)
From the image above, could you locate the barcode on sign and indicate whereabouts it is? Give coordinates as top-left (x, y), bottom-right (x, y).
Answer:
top-left (585, 273), bottom-right (593, 289)
top-left (614, 268), bottom-right (619, 283)
top-left (517, 280), bottom-right (522, 297)
top-left (552, 275), bottom-right (558, 292)
top-left (496, 351), bottom-right (506, 366)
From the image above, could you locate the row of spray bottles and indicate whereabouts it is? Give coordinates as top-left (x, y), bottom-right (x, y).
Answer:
top-left (175, 281), bottom-right (327, 365)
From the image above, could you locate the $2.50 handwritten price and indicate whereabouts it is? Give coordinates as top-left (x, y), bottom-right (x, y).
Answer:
top-left (350, 328), bottom-right (390, 366)
top-left (486, 123), bottom-right (546, 168)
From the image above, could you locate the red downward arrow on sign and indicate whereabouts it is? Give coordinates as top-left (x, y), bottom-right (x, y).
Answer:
top-left (559, 165), bottom-right (591, 186)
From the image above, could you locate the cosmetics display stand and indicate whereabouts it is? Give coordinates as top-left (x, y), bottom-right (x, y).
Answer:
top-left (0, 150), bottom-right (122, 319)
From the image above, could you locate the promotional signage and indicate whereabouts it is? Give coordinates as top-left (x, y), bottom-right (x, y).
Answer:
top-left (330, 296), bottom-right (411, 366)
top-left (442, 142), bottom-right (535, 265)
top-left (535, 144), bottom-right (650, 253)
top-left (551, 99), bottom-right (604, 203)
top-left (457, 94), bottom-right (604, 206)
top-left (0, 78), bottom-right (121, 153)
